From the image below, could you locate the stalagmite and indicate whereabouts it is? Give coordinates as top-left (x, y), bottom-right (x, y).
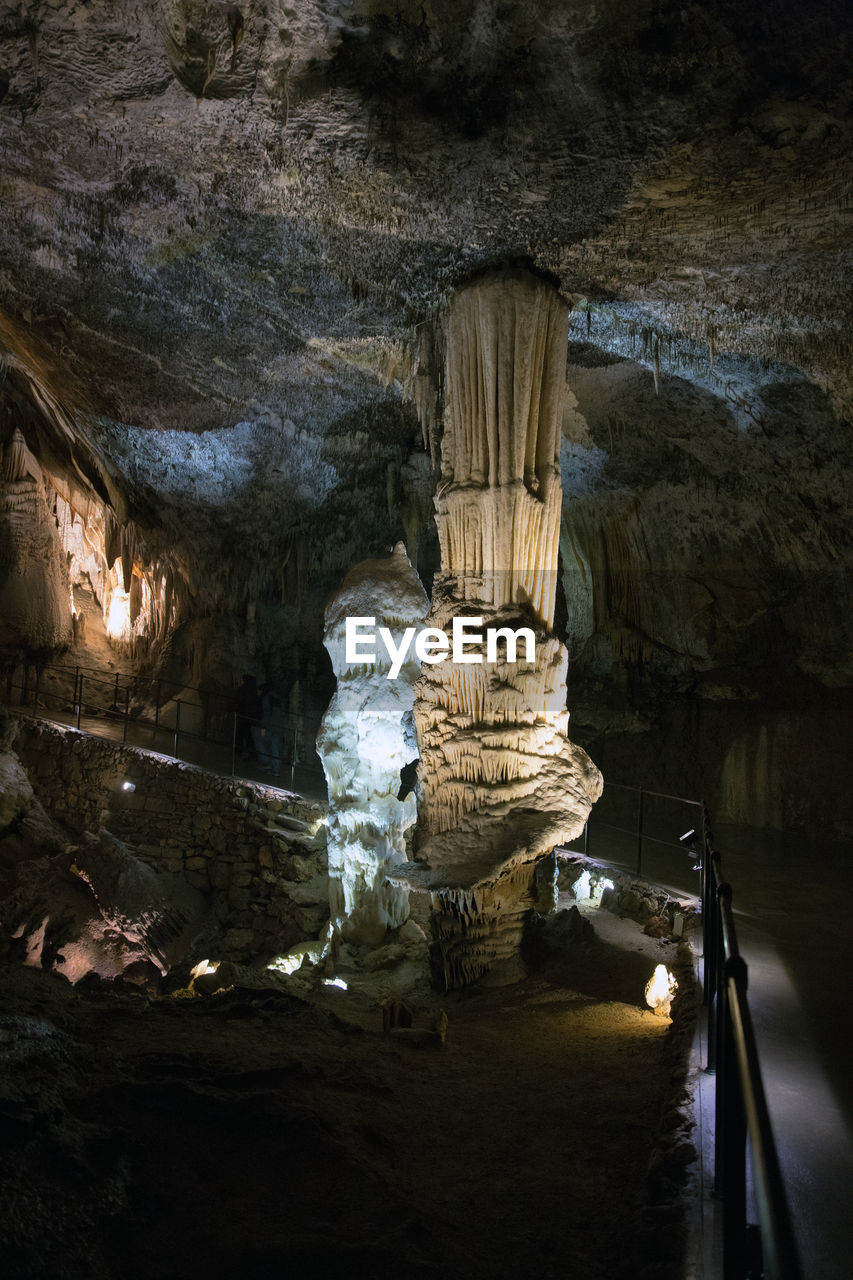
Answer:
top-left (316, 542), bottom-right (429, 949)
top-left (409, 270), bottom-right (603, 989)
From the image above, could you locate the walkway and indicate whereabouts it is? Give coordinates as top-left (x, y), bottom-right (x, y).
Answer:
top-left (572, 820), bottom-right (853, 1280)
top-left (711, 824), bottom-right (853, 1280)
top-left (8, 703), bottom-right (329, 803)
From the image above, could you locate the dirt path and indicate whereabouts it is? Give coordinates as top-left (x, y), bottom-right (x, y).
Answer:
top-left (0, 915), bottom-right (696, 1280)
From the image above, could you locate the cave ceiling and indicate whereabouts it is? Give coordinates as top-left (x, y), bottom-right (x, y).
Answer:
top-left (0, 0), bottom-right (850, 606)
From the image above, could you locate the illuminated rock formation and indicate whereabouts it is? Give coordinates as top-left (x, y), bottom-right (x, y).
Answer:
top-left (0, 429), bottom-right (71, 654)
top-left (411, 271), bottom-right (603, 988)
top-left (317, 542), bottom-right (429, 949)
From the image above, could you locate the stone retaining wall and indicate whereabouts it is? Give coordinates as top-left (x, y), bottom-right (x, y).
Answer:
top-left (11, 717), bottom-right (330, 961)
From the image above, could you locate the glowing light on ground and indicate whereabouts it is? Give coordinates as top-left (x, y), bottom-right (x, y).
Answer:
top-left (190, 959), bottom-right (219, 978)
top-left (574, 871), bottom-right (615, 906)
top-left (106, 589), bottom-right (130, 639)
top-left (645, 964), bottom-right (678, 1016)
top-left (323, 977), bottom-right (348, 990)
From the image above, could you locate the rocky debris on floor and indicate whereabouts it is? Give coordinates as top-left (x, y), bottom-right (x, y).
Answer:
top-left (558, 852), bottom-right (697, 937)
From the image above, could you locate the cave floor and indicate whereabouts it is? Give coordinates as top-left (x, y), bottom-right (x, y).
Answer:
top-left (0, 919), bottom-right (694, 1280)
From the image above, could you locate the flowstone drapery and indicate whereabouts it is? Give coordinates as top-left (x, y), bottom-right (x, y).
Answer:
top-left (409, 270), bottom-right (603, 989)
top-left (0, 428), bottom-right (71, 653)
top-left (316, 542), bottom-right (429, 949)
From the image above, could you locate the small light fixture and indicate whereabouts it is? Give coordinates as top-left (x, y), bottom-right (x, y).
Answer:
top-left (323, 977), bottom-right (348, 990)
top-left (645, 964), bottom-right (678, 1016)
top-left (680, 828), bottom-right (702, 869)
top-left (122, 781), bottom-right (136, 792)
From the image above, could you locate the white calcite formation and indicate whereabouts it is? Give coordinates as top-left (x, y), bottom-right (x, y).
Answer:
top-left (411, 271), bottom-right (603, 988)
top-left (316, 542), bottom-right (429, 949)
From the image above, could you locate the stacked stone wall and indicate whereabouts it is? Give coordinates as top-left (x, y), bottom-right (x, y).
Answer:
top-left (11, 718), bottom-right (330, 961)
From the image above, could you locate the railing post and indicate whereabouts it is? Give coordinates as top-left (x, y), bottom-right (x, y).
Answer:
top-left (76, 675), bottom-right (83, 729)
top-left (636, 786), bottom-right (644, 874)
top-left (718, 951), bottom-right (749, 1279)
top-left (114, 671), bottom-right (120, 708)
top-left (291, 727), bottom-right (297, 789)
top-left (154, 679), bottom-right (161, 729)
top-left (231, 712), bottom-right (237, 777)
top-left (173, 699), bottom-right (181, 758)
top-left (583, 820), bottom-right (589, 858)
top-left (714, 906), bottom-right (727, 1197)
top-left (123, 686), bottom-right (130, 744)
top-left (32, 667), bottom-right (40, 712)
top-left (706, 854), bottom-right (721, 1070)
top-left (701, 803), bottom-right (710, 999)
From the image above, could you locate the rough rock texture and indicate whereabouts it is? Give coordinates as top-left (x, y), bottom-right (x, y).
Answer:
top-left (3, 826), bottom-right (209, 985)
top-left (557, 347), bottom-right (853, 832)
top-left (0, 429), bottom-right (71, 654)
top-left (411, 272), bottom-right (602, 988)
top-left (0, 746), bottom-right (33, 830)
top-left (7, 717), bottom-right (330, 963)
top-left (0, 2), bottom-right (850, 830)
top-left (2, 1), bottom-right (849, 415)
top-left (0, 933), bottom-right (695, 1280)
top-left (317, 540), bottom-right (428, 947)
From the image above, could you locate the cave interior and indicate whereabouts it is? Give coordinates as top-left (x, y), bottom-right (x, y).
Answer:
top-left (0, 2), bottom-right (851, 1278)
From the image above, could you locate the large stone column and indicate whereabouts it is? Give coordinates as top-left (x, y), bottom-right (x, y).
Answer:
top-left (411, 270), bottom-right (603, 989)
top-left (316, 542), bottom-right (429, 950)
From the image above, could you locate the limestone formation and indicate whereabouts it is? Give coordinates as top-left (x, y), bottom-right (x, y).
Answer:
top-left (411, 272), bottom-right (603, 988)
top-left (7, 717), bottom-right (330, 966)
top-left (0, 2), bottom-right (849, 830)
top-left (317, 541), bottom-right (429, 949)
top-left (3, 826), bottom-right (209, 986)
top-left (0, 429), bottom-right (71, 654)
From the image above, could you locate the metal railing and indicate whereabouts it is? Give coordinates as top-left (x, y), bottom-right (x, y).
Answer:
top-left (569, 782), bottom-right (802, 1280)
top-left (569, 780), bottom-right (706, 899)
top-left (2, 658), bottom-right (328, 798)
top-left (702, 829), bottom-right (802, 1280)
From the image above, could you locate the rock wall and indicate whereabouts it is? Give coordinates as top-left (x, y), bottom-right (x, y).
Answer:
top-left (10, 718), bottom-right (330, 962)
top-left (558, 349), bottom-right (853, 834)
top-left (0, 429), bottom-right (71, 655)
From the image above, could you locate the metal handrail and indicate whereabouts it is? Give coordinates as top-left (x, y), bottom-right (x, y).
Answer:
top-left (4, 657), bottom-right (306, 720)
top-left (577, 781), bottom-right (708, 879)
top-left (705, 846), bottom-right (803, 1280)
top-left (572, 783), bottom-right (802, 1279)
top-left (597, 779), bottom-right (705, 808)
top-left (2, 661), bottom-right (327, 790)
